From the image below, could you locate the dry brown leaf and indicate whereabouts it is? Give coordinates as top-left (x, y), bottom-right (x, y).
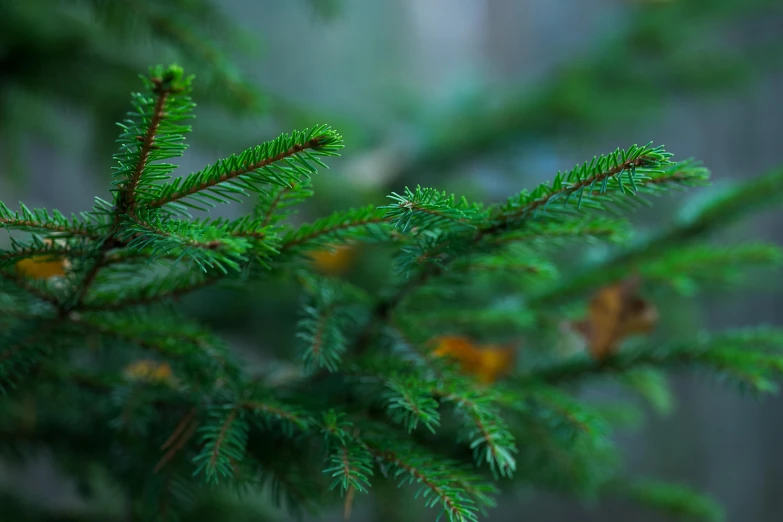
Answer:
top-left (574, 275), bottom-right (658, 360)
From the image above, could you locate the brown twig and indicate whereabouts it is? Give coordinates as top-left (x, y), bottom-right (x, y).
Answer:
top-left (154, 409), bottom-right (199, 473)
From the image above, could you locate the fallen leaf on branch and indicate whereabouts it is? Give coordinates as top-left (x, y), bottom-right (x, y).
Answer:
top-left (573, 275), bottom-right (658, 360)
top-left (309, 245), bottom-right (356, 275)
top-left (431, 335), bottom-right (483, 367)
top-left (430, 335), bottom-right (516, 383)
top-left (14, 238), bottom-right (70, 279)
top-left (15, 255), bottom-right (67, 279)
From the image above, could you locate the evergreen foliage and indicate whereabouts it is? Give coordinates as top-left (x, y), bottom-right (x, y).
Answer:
top-left (1, 64), bottom-right (782, 522)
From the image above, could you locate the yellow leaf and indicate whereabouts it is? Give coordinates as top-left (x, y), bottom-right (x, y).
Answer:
top-left (474, 345), bottom-right (516, 384)
top-left (309, 245), bottom-right (356, 275)
top-left (15, 255), bottom-right (66, 279)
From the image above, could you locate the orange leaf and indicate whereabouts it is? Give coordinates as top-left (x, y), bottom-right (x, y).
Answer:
top-left (575, 275), bottom-right (658, 360)
top-left (430, 335), bottom-right (483, 369)
top-left (429, 335), bottom-right (516, 384)
top-left (474, 345), bottom-right (516, 384)
top-left (309, 245), bottom-right (356, 275)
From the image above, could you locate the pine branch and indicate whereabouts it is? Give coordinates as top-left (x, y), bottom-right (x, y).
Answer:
top-left (436, 379), bottom-right (517, 478)
top-left (381, 374), bottom-right (441, 434)
top-left (320, 411), bottom-right (374, 501)
top-left (349, 358), bottom-right (517, 478)
top-left (66, 246), bottom-right (109, 311)
top-left (0, 235), bottom-right (83, 269)
top-left (486, 216), bottom-right (632, 247)
top-left (4, 59), bottom-right (781, 522)
top-left (641, 242), bottom-right (783, 294)
top-left (619, 368), bottom-right (673, 415)
top-left (78, 310), bottom-right (237, 383)
top-left (113, 64), bottom-right (193, 217)
top-left (494, 384), bottom-right (618, 496)
top-left (297, 299), bottom-right (345, 373)
top-left (0, 202), bottom-right (104, 238)
top-left (282, 205), bottom-right (392, 251)
top-left (365, 439), bottom-right (492, 522)
top-left (318, 411), bottom-right (498, 522)
top-left (193, 403), bottom-right (248, 485)
top-left (203, 215), bottom-right (277, 246)
top-left (115, 210), bottom-right (253, 273)
top-left (360, 146), bottom-right (707, 356)
top-left (243, 399), bottom-right (313, 435)
top-left (479, 152), bottom-right (708, 239)
top-left (534, 166), bottom-right (783, 306)
top-left (382, 186), bottom-right (487, 233)
top-left (255, 181), bottom-right (314, 228)
top-left (324, 444), bottom-right (374, 497)
top-left (527, 327), bottom-right (783, 393)
top-left (154, 407), bottom-right (199, 473)
top-left (142, 125), bottom-right (343, 211)
top-left (127, 80), bottom-right (171, 209)
top-left (295, 278), bottom-right (363, 373)
top-left (407, 306), bottom-right (535, 334)
top-left (616, 477), bottom-right (724, 522)
top-left (499, 383), bottom-right (611, 443)
top-left (0, 270), bottom-right (61, 308)
top-left (80, 270), bottom-right (219, 311)
top-left (0, 318), bottom-right (66, 393)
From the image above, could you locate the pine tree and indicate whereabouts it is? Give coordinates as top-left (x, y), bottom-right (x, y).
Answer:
top-left (1, 64), bottom-right (782, 522)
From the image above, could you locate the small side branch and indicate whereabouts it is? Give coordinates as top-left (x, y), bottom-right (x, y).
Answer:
top-left (147, 138), bottom-right (326, 209)
top-left (121, 77), bottom-right (176, 214)
top-left (0, 271), bottom-right (61, 308)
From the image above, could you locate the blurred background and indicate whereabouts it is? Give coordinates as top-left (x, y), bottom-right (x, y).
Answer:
top-left (1, 0), bottom-right (782, 521)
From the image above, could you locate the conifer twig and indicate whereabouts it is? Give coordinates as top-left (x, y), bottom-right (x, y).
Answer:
top-left (363, 154), bottom-right (706, 342)
top-left (0, 271), bottom-right (60, 308)
top-left (147, 137), bottom-right (327, 209)
top-left (0, 217), bottom-right (100, 238)
top-left (154, 409), bottom-right (199, 473)
top-left (477, 153), bottom-right (661, 239)
top-left (533, 167), bottom-right (783, 307)
top-left (80, 275), bottom-right (219, 311)
top-left (282, 215), bottom-right (390, 249)
top-left (120, 75), bottom-right (178, 215)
